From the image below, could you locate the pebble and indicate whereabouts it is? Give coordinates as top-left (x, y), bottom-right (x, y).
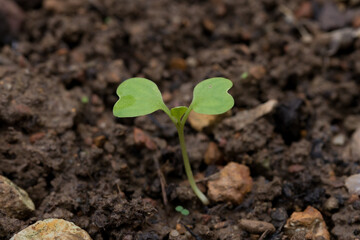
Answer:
top-left (202, 18), bottom-right (215, 32)
top-left (204, 142), bottom-right (222, 165)
top-left (249, 65), bottom-right (266, 80)
top-left (238, 219), bottom-right (275, 234)
top-left (0, 175), bottom-right (35, 219)
top-left (10, 218), bottom-right (92, 240)
top-left (352, 15), bottom-right (360, 28)
top-left (324, 197), bottom-right (339, 211)
top-left (93, 135), bottom-right (106, 148)
top-left (284, 206), bottom-right (330, 240)
top-left (345, 174), bottom-right (360, 195)
top-left (188, 111), bottom-right (229, 132)
top-left (350, 127), bottom-right (360, 160)
top-left (332, 133), bottom-right (346, 146)
top-left (207, 162), bottom-right (253, 204)
top-left (29, 132), bottom-right (45, 143)
top-left (169, 57), bottom-right (187, 71)
top-left (295, 1), bottom-right (313, 19)
top-left (169, 229), bottom-right (180, 237)
top-left (133, 127), bottom-right (157, 150)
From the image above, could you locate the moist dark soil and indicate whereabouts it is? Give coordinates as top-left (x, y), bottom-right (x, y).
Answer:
top-left (0, 0), bottom-right (360, 239)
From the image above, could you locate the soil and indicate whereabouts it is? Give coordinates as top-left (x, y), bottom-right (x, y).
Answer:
top-left (0, 0), bottom-right (360, 239)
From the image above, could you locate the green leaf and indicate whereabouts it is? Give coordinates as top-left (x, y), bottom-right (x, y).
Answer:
top-left (113, 78), bottom-right (167, 118)
top-left (170, 106), bottom-right (188, 122)
top-left (175, 206), bottom-right (184, 212)
top-left (190, 77), bottom-right (234, 115)
top-left (241, 72), bottom-right (248, 79)
top-left (181, 209), bottom-right (190, 216)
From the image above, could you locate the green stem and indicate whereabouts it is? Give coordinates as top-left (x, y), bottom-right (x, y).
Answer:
top-left (176, 125), bottom-right (209, 205)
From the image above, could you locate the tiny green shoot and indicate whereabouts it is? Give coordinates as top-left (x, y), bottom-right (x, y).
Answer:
top-left (81, 96), bottom-right (89, 104)
top-left (241, 72), bottom-right (248, 79)
top-left (113, 77), bottom-right (234, 205)
top-left (175, 205), bottom-right (190, 216)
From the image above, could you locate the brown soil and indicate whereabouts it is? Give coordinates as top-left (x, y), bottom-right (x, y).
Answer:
top-left (1, 0), bottom-right (360, 239)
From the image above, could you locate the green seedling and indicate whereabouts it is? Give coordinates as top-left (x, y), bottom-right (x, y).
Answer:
top-left (113, 77), bottom-right (234, 205)
top-left (81, 96), bottom-right (89, 104)
top-left (175, 205), bottom-right (190, 216)
top-left (241, 72), bottom-right (248, 79)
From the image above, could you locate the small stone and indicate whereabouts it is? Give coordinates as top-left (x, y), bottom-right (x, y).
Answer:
top-left (207, 162), bottom-right (253, 204)
top-left (202, 18), bottom-right (215, 32)
top-left (324, 197), bottom-right (339, 211)
top-left (288, 164), bottom-right (305, 173)
top-left (10, 218), bottom-right (92, 240)
top-left (93, 135), bottom-right (106, 148)
top-left (332, 133), bottom-right (346, 146)
top-left (189, 111), bottom-right (229, 132)
top-left (352, 15), bottom-right (360, 28)
top-left (249, 65), bottom-right (266, 80)
top-left (295, 1), bottom-right (313, 19)
top-left (169, 57), bottom-right (187, 71)
top-left (186, 57), bottom-right (198, 68)
top-left (133, 127), bottom-right (157, 150)
top-left (162, 91), bottom-right (173, 103)
top-left (0, 175), bottom-right (35, 219)
top-left (204, 142), bottom-right (222, 165)
top-left (29, 132), bottom-right (45, 143)
top-left (213, 221), bottom-right (228, 229)
top-left (350, 127), bottom-right (360, 160)
top-left (345, 174), bottom-right (360, 195)
top-left (284, 206), bottom-right (330, 240)
top-left (169, 230), bottom-right (179, 238)
top-left (238, 219), bottom-right (275, 234)
top-left (176, 223), bottom-right (186, 234)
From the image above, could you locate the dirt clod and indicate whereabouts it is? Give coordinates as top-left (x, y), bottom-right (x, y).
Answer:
top-left (284, 206), bottom-right (330, 240)
top-left (350, 127), bottom-right (360, 160)
top-left (207, 162), bottom-right (252, 204)
top-left (238, 219), bottom-right (275, 234)
top-left (0, 175), bottom-right (34, 219)
top-left (10, 218), bottom-right (92, 240)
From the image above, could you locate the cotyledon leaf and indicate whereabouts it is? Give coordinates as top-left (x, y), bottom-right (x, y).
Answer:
top-left (170, 106), bottom-right (188, 122)
top-left (190, 77), bottom-right (234, 115)
top-left (113, 78), bottom-right (168, 117)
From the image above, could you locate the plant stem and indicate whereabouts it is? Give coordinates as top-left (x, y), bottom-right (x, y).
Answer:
top-left (176, 125), bottom-right (209, 205)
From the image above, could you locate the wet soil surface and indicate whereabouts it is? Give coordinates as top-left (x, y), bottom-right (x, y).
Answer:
top-left (0, 0), bottom-right (360, 239)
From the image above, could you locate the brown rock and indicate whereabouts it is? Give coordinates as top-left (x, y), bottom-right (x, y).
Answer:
top-left (202, 18), bottom-right (215, 32)
top-left (133, 127), bottom-right (157, 150)
top-left (238, 219), bottom-right (275, 234)
top-left (284, 206), bottom-right (330, 240)
top-left (295, 1), bottom-right (313, 19)
top-left (169, 57), bottom-right (187, 70)
top-left (43, 0), bottom-right (85, 13)
top-left (29, 132), bottom-right (45, 143)
top-left (189, 111), bottom-right (230, 132)
top-left (352, 15), bottom-right (360, 28)
top-left (0, 175), bottom-right (35, 219)
top-left (10, 219), bottom-right (92, 240)
top-left (249, 65), bottom-right (266, 80)
top-left (351, 127), bottom-right (360, 160)
top-left (207, 162), bottom-right (252, 204)
top-left (204, 142), bottom-right (222, 165)
top-left (93, 135), bottom-right (106, 148)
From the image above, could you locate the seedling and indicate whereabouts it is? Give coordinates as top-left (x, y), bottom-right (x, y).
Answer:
top-left (241, 72), bottom-right (248, 79)
top-left (175, 205), bottom-right (190, 216)
top-left (113, 77), bottom-right (234, 205)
